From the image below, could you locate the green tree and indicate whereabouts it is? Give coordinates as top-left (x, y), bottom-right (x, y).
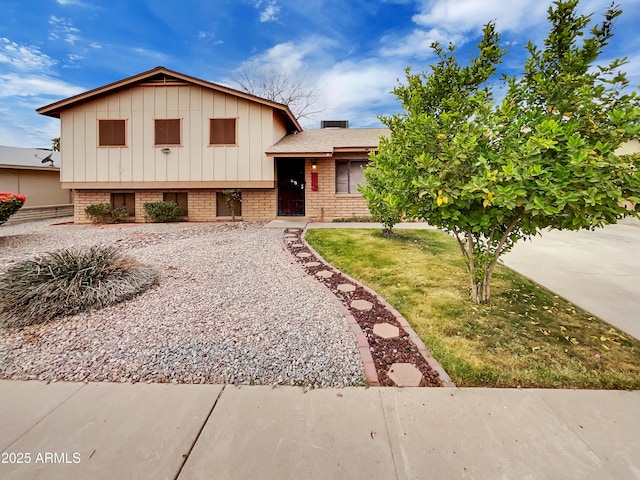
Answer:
top-left (364, 0), bottom-right (640, 304)
top-left (51, 137), bottom-right (60, 152)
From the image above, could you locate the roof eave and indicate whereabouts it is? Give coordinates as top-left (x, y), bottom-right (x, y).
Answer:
top-left (36, 66), bottom-right (302, 131)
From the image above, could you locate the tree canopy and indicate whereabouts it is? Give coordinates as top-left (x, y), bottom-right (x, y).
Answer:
top-left (361, 0), bottom-right (640, 304)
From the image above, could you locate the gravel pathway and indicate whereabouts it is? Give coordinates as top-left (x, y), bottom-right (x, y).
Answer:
top-left (0, 219), bottom-right (366, 387)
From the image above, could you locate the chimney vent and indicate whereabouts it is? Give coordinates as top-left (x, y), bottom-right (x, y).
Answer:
top-left (321, 120), bottom-right (349, 129)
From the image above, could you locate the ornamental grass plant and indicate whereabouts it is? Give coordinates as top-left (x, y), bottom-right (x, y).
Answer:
top-left (0, 245), bottom-right (157, 328)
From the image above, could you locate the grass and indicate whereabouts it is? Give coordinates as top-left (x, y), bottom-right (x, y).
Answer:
top-left (306, 228), bottom-right (640, 389)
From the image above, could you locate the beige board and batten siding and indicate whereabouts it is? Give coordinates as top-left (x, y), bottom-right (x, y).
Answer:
top-left (60, 84), bottom-right (286, 188)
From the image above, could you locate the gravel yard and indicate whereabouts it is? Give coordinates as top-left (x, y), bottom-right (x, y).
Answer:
top-left (0, 219), bottom-right (366, 387)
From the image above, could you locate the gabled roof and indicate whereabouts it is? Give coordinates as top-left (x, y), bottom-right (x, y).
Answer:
top-left (266, 128), bottom-right (389, 157)
top-left (0, 145), bottom-right (60, 170)
top-left (37, 66), bottom-right (302, 132)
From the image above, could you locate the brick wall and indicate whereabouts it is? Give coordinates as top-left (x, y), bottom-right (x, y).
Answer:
top-left (243, 190), bottom-right (277, 221)
top-left (305, 157), bottom-right (371, 221)
top-left (74, 190), bottom-right (111, 223)
top-left (4, 204), bottom-right (74, 225)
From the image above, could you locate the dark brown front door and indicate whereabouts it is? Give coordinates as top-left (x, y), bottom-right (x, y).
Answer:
top-left (277, 158), bottom-right (305, 216)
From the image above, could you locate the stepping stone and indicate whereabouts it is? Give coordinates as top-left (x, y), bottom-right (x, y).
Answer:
top-left (387, 363), bottom-right (423, 387)
top-left (290, 243), bottom-right (304, 248)
top-left (373, 322), bottom-right (400, 339)
top-left (316, 270), bottom-right (333, 278)
top-left (288, 229), bottom-right (300, 232)
top-left (296, 252), bottom-right (312, 258)
top-left (337, 284), bottom-right (356, 293)
top-left (305, 262), bottom-right (321, 267)
top-left (351, 299), bottom-right (373, 311)
top-left (284, 234), bottom-right (297, 239)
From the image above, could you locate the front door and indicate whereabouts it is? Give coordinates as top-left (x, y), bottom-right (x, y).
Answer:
top-left (277, 158), bottom-right (306, 216)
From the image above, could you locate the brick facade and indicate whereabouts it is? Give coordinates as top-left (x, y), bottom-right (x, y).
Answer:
top-left (304, 156), bottom-right (371, 221)
top-left (72, 156), bottom-right (371, 224)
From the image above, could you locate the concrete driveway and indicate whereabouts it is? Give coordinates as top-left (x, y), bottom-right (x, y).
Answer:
top-left (502, 222), bottom-right (640, 340)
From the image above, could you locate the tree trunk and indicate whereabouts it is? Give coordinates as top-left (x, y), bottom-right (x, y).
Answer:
top-left (470, 274), bottom-right (491, 304)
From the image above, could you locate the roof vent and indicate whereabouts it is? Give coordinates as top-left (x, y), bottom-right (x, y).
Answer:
top-left (321, 120), bottom-right (349, 129)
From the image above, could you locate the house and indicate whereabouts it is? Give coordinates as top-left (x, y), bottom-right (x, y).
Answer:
top-left (0, 145), bottom-right (73, 223)
top-left (37, 66), bottom-right (386, 223)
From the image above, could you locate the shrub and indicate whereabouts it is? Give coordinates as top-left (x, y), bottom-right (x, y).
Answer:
top-left (0, 192), bottom-right (26, 225)
top-left (222, 189), bottom-right (242, 221)
top-left (332, 216), bottom-right (376, 223)
top-left (0, 245), bottom-right (158, 328)
top-left (143, 201), bottom-right (185, 223)
top-left (84, 203), bottom-right (128, 224)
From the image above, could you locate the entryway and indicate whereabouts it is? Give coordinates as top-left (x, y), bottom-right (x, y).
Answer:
top-left (277, 158), bottom-right (305, 216)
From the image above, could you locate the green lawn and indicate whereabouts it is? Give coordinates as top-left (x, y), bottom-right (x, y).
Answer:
top-left (306, 228), bottom-right (640, 389)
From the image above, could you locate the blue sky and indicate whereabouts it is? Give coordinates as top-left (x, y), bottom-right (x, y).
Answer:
top-left (1, 0), bottom-right (639, 148)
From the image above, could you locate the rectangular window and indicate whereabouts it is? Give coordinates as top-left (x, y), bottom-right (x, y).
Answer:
top-left (216, 191), bottom-right (242, 217)
top-left (155, 119), bottom-right (181, 145)
top-left (163, 192), bottom-right (188, 215)
top-left (111, 192), bottom-right (135, 216)
top-left (210, 118), bottom-right (236, 145)
top-left (335, 160), bottom-right (368, 193)
top-left (98, 120), bottom-right (126, 146)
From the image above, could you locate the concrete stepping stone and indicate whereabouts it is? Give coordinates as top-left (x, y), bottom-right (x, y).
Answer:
top-left (290, 243), bottom-right (304, 248)
top-left (316, 270), bottom-right (334, 278)
top-left (351, 299), bottom-right (373, 311)
top-left (337, 284), bottom-right (356, 293)
top-left (387, 363), bottom-right (423, 387)
top-left (288, 229), bottom-right (300, 232)
top-left (296, 252), bottom-right (312, 258)
top-left (373, 322), bottom-right (400, 339)
top-left (305, 262), bottom-right (321, 267)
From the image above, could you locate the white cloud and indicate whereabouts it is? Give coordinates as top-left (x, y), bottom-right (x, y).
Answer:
top-left (49, 15), bottom-right (82, 45)
top-left (412, 0), bottom-right (549, 33)
top-left (0, 38), bottom-right (56, 72)
top-left (0, 73), bottom-right (83, 98)
top-left (314, 59), bottom-right (403, 127)
top-left (380, 27), bottom-right (467, 58)
top-left (259, 1), bottom-right (280, 22)
top-left (238, 37), bottom-right (334, 75)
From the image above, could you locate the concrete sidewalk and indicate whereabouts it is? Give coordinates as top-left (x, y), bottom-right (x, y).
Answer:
top-left (1, 381), bottom-right (638, 480)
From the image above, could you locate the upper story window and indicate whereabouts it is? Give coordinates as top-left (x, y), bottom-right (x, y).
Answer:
top-left (336, 160), bottom-right (368, 194)
top-left (210, 118), bottom-right (236, 145)
top-left (98, 119), bottom-right (126, 147)
top-left (155, 119), bottom-right (181, 145)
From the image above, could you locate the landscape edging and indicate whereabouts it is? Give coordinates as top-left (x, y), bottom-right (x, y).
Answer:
top-left (299, 228), bottom-right (455, 387)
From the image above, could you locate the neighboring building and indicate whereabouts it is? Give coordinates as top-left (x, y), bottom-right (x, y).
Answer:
top-left (37, 66), bottom-right (386, 223)
top-left (0, 145), bottom-right (73, 223)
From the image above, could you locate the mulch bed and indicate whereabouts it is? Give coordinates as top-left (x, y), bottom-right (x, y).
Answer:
top-left (284, 228), bottom-right (442, 387)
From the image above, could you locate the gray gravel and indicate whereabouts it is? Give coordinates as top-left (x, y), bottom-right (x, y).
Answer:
top-left (0, 219), bottom-right (366, 387)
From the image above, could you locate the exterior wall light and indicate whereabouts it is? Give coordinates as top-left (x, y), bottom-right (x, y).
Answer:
top-left (311, 160), bottom-right (317, 170)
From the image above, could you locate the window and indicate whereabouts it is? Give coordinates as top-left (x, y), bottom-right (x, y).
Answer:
top-left (98, 120), bottom-right (126, 146)
top-left (210, 118), bottom-right (236, 145)
top-left (155, 119), bottom-right (181, 145)
top-left (163, 192), bottom-right (188, 215)
top-left (111, 193), bottom-right (135, 216)
top-left (216, 191), bottom-right (242, 217)
top-left (336, 160), bottom-right (368, 193)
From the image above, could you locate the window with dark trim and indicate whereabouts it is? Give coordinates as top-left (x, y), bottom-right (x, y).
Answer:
top-left (216, 191), bottom-right (242, 217)
top-left (111, 192), bottom-right (135, 216)
top-left (98, 119), bottom-right (126, 146)
top-left (155, 119), bottom-right (181, 145)
top-left (163, 192), bottom-right (188, 215)
top-left (210, 118), bottom-right (236, 145)
top-left (336, 160), bottom-right (368, 193)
